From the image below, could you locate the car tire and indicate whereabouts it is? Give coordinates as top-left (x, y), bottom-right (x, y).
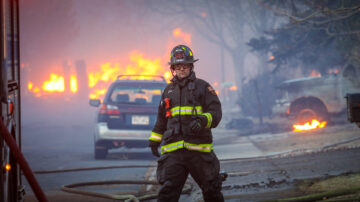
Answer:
top-left (94, 142), bottom-right (108, 159)
top-left (295, 106), bottom-right (329, 124)
top-left (94, 146), bottom-right (108, 159)
top-left (290, 97), bottom-right (329, 125)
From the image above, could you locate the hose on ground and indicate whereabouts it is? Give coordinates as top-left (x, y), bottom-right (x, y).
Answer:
top-left (34, 165), bottom-right (156, 174)
top-left (61, 179), bottom-right (192, 202)
top-left (32, 137), bottom-right (360, 201)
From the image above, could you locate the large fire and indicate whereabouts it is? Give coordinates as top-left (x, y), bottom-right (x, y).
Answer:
top-left (88, 51), bottom-right (171, 99)
top-left (41, 73), bottom-right (65, 92)
top-left (27, 51), bottom-right (172, 99)
top-left (26, 28), bottom-right (192, 100)
top-left (293, 119), bottom-right (327, 132)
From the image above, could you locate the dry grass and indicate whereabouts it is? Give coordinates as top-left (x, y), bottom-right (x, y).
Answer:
top-left (298, 173), bottom-right (360, 193)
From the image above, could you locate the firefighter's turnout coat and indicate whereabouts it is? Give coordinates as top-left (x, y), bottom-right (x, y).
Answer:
top-left (149, 72), bottom-right (222, 154)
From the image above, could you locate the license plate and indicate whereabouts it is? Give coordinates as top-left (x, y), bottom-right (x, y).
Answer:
top-left (131, 115), bottom-right (149, 125)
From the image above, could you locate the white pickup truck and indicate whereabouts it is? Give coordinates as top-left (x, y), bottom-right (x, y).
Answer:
top-left (272, 64), bottom-right (360, 124)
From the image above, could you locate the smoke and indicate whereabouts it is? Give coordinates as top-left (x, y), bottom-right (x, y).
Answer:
top-left (20, 0), bottom-right (283, 127)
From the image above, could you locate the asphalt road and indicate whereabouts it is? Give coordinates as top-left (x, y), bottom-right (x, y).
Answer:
top-left (20, 108), bottom-right (360, 201)
top-left (21, 121), bottom-right (156, 195)
top-left (219, 147), bottom-right (360, 201)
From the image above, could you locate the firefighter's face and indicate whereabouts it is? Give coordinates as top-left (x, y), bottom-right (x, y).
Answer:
top-left (173, 63), bottom-right (192, 80)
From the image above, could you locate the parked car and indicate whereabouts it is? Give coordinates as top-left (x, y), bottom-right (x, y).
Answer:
top-left (89, 75), bottom-right (167, 159)
top-left (272, 64), bottom-right (360, 124)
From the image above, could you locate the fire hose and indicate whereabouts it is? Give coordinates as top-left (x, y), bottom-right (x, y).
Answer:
top-left (35, 163), bottom-right (360, 202)
top-left (61, 179), bottom-right (192, 202)
top-left (3, 116), bottom-right (358, 202)
top-left (39, 164), bottom-right (222, 201)
top-left (0, 119), bottom-right (48, 202)
top-left (32, 136), bottom-right (360, 201)
top-left (59, 170), bottom-right (226, 201)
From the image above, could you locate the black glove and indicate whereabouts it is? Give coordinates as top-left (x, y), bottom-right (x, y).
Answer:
top-left (151, 146), bottom-right (160, 157)
top-left (190, 119), bottom-right (203, 133)
top-left (190, 115), bottom-right (208, 133)
top-left (149, 141), bottom-right (160, 157)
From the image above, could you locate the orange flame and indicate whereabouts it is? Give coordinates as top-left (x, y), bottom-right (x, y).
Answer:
top-left (310, 70), bottom-right (321, 77)
top-left (89, 89), bottom-right (106, 100)
top-left (70, 75), bottom-right (78, 93)
top-left (172, 28), bottom-right (192, 45)
top-left (27, 26), bottom-right (194, 100)
top-left (229, 85), bottom-right (237, 91)
top-left (328, 68), bottom-right (340, 75)
top-left (28, 82), bottom-right (33, 90)
top-left (293, 119), bottom-right (327, 132)
top-left (33, 87), bottom-right (40, 93)
top-left (88, 51), bottom-right (170, 99)
top-left (42, 74), bottom-right (65, 92)
top-left (27, 51), bottom-right (171, 99)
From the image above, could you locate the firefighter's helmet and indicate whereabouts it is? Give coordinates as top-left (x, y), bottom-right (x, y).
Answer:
top-left (169, 45), bottom-right (199, 65)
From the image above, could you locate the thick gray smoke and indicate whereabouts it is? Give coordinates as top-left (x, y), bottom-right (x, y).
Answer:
top-left (20, 0), bottom-right (282, 128)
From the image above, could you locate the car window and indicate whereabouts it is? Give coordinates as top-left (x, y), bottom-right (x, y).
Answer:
top-left (110, 85), bottom-right (163, 105)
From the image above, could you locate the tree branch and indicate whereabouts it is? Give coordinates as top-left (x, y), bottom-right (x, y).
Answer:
top-left (326, 27), bottom-right (360, 36)
top-left (257, 0), bottom-right (360, 25)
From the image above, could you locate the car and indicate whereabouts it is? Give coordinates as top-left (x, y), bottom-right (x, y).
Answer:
top-left (89, 75), bottom-right (167, 159)
top-left (272, 64), bottom-right (360, 125)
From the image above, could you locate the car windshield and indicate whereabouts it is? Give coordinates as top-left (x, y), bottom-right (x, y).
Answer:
top-left (109, 85), bottom-right (163, 105)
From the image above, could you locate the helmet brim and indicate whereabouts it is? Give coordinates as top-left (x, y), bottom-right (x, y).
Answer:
top-left (168, 59), bottom-right (199, 65)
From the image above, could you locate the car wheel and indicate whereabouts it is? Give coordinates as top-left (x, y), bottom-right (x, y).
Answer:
top-left (94, 142), bottom-right (108, 159)
top-left (94, 144), bottom-right (108, 159)
top-left (296, 108), bottom-right (317, 124)
top-left (295, 106), bottom-right (329, 125)
top-left (290, 97), bottom-right (329, 125)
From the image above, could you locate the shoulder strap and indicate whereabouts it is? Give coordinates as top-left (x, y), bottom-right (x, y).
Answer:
top-left (187, 81), bottom-right (198, 116)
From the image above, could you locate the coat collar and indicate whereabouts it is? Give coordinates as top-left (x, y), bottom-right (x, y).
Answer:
top-left (171, 71), bottom-right (196, 83)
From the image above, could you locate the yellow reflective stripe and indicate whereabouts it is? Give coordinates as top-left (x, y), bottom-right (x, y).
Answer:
top-left (170, 106), bottom-right (181, 116)
top-left (149, 132), bottom-right (163, 142)
top-left (170, 106), bottom-right (203, 116)
top-left (203, 113), bottom-right (212, 128)
top-left (161, 141), bottom-right (184, 154)
top-left (161, 141), bottom-right (213, 154)
top-left (184, 142), bottom-right (213, 152)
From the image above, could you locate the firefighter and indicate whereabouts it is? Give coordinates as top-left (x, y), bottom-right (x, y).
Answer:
top-left (149, 44), bottom-right (224, 202)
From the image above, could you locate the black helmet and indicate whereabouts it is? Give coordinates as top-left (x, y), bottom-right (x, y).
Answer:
top-left (169, 45), bottom-right (199, 65)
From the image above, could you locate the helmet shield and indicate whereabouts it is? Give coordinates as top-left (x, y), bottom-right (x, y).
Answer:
top-left (169, 45), bottom-right (199, 65)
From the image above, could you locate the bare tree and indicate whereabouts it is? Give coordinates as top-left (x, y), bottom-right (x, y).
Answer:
top-left (148, 0), bottom-right (256, 95)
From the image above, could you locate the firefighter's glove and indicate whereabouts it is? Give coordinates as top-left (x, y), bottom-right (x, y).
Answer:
top-left (190, 118), bottom-right (204, 134)
top-left (151, 146), bottom-right (160, 157)
top-left (190, 115), bottom-right (208, 134)
top-left (149, 141), bottom-right (160, 157)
